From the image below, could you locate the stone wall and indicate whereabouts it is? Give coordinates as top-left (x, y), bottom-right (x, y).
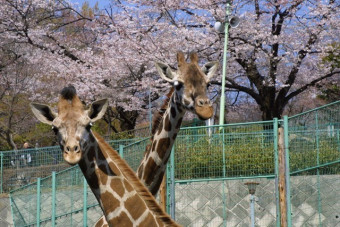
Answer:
top-left (174, 175), bottom-right (340, 227)
top-left (0, 195), bottom-right (13, 227)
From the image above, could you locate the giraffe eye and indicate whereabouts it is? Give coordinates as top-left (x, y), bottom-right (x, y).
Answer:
top-left (173, 81), bottom-right (183, 90)
top-left (52, 125), bottom-right (58, 135)
top-left (86, 123), bottom-right (93, 131)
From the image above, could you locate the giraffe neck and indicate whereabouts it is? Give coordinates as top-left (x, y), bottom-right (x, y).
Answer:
top-left (137, 92), bottom-right (186, 195)
top-left (78, 131), bottom-right (178, 227)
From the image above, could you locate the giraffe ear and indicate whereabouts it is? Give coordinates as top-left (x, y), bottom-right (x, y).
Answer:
top-left (201, 61), bottom-right (219, 82)
top-left (155, 62), bottom-right (177, 83)
top-left (87, 99), bottom-right (108, 122)
top-left (30, 103), bottom-right (57, 125)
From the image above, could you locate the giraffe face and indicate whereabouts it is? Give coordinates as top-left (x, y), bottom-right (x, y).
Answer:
top-left (50, 109), bottom-right (91, 165)
top-left (30, 87), bottom-right (108, 165)
top-left (155, 52), bottom-right (219, 120)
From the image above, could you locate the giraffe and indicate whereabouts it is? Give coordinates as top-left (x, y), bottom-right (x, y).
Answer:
top-left (30, 86), bottom-right (180, 227)
top-left (137, 51), bottom-right (219, 195)
top-left (95, 51), bottom-right (219, 226)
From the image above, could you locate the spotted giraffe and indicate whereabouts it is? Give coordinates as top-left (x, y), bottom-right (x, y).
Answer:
top-left (30, 86), bottom-right (180, 227)
top-left (96, 51), bottom-right (219, 226)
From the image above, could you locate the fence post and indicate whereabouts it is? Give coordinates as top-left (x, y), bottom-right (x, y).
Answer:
top-left (0, 153), bottom-right (3, 194)
top-left (166, 153), bottom-right (171, 214)
top-left (283, 116), bottom-right (292, 226)
top-left (337, 129), bottom-right (340, 152)
top-left (119, 145), bottom-right (124, 158)
top-left (36, 178), bottom-right (41, 227)
top-left (52, 172), bottom-right (56, 227)
top-left (221, 127), bottom-right (227, 227)
top-left (278, 126), bottom-right (287, 227)
top-left (273, 119), bottom-right (280, 227)
top-left (83, 177), bottom-right (87, 227)
top-left (315, 110), bottom-right (322, 226)
top-left (169, 147), bottom-right (175, 219)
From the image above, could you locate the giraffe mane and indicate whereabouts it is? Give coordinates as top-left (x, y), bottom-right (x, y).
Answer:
top-left (151, 87), bottom-right (175, 135)
top-left (92, 131), bottom-right (179, 226)
top-left (58, 85), bottom-right (84, 113)
top-left (60, 85), bottom-right (77, 100)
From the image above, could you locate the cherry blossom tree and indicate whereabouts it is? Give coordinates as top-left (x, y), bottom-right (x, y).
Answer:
top-left (1, 0), bottom-right (339, 146)
top-left (101, 0), bottom-right (340, 121)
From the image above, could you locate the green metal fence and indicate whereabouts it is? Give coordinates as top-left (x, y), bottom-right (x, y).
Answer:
top-left (0, 138), bottom-right (141, 193)
top-left (8, 100), bottom-right (340, 226)
top-left (0, 119), bottom-right (205, 194)
top-left (168, 121), bottom-right (280, 226)
top-left (9, 139), bottom-right (150, 226)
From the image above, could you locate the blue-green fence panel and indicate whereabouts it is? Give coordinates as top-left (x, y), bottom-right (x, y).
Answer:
top-left (0, 138), bottom-right (140, 193)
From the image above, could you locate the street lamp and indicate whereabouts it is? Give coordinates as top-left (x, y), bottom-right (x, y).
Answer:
top-left (215, 2), bottom-right (239, 128)
top-left (245, 182), bottom-right (259, 227)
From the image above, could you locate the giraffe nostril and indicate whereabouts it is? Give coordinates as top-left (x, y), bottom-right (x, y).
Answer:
top-left (66, 146), bottom-right (70, 153)
top-left (198, 99), bottom-right (204, 106)
top-left (74, 146), bottom-right (79, 153)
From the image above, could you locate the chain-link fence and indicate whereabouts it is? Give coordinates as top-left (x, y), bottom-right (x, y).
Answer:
top-left (0, 138), bottom-right (141, 193)
top-left (8, 100), bottom-right (340, 226)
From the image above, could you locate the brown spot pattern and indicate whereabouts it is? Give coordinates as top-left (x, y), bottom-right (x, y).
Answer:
top-left (110, 211), bottom-right (133, 227)
top-left (108, 161), bottom-right (122, 176)
top-left (139, 213), bottom-right (157, 227)
top-left (96, 165), bottom-right (108, 185)
top-left (170, 107), bottom-right (176, 118)
top-left (123, 179), bottom-right (134, 192)
top-left (101, 191), bottom-right (120, 214)
top-left (125, 194), bottom-right (147, 220)
top-left (157, 120), bottom-right (163, 135)
top-left (144, 158), bottom-right (157, 185)
top-left (95, 217), bottom-right (103, 226)
top-left (164, 115), bottom-right (172, 132)
top-left (87, 171), bottom-right (99, 189)
top-left (151, 140), bottom-right (158, 152)
top-left (110, 178), bottom-right (125, 197)
top-left (150, 171), bottom-right (164, 195)
top-left (176, 117), bottom-right (183, 129)
top-left (157, 138), bottom-right (171, 159)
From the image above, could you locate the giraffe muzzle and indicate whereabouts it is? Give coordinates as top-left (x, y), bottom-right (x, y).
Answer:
top-left (195, 98), bottom-right (213, 120)
top-left (63, 145), bottom-right (82, 165)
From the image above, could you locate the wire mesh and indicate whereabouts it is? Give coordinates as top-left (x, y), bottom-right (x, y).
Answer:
top-left (174, 121), bottom-right (276, 180)
top-left (0, 138), bottom-right (139, 193)
top-left (288, 101), bottom-right (340, 173)
top-left (287, 100), bottom-right (340, 226)
top-left (121, 138), bottom-right (151, 171)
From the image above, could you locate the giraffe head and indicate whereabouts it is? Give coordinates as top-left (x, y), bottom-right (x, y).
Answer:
top-left (30, 85), bottom-right (108, 165)
top-left (155, 52), bottom-right (218, 120)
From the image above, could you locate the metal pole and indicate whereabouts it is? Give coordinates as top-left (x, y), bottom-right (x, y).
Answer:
top-left (283, 116), bottom-right (292, 226)
top-left (52, 172), bottom-right (56, 227)
top-left (83, 177), bottom-right (88, 227)
top-left (119, 145), bottom-right (124, 158)
top-left (315, 112), bottom-right (322, 226)
top-left (170, 147), bottom-right (175, 219)
top-left (0, 153), bottom-right (3, 194)
top-left (250, 194), bottom-right (255, 227)
top-left (36, 178), bottom-right (41, 227)
top-left (273, 118), bottom-right (281, 226)
top-left (219, 2), bottom-right (230, 127)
